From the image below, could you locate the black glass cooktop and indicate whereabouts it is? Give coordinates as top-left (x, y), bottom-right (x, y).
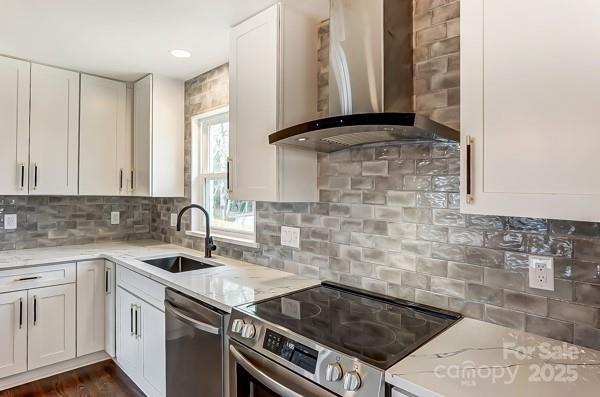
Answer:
top-left (245, 282), bottom-right (460, 370)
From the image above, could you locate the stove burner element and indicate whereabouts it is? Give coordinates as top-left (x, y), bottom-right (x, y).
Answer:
top-left (337, 321), bottom-right (397, 349)
top-left (280, 300), bottom-right (322, 320)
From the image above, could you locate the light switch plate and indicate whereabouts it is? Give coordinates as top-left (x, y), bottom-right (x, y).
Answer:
top-left (110, 211), bottom-right (120, 225)
top-left (171, 213), bottom-right (178, 227)
top-left (4, 214), bottom-right (17, 230)
top-left (529, 255), bottom-right (554, 291)
top-left (281, 226), bottom-right (300, 249)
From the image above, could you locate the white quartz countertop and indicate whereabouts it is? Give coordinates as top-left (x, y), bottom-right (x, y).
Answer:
top-left (0, 240), bottom-right (319, 312)
top-left (385, 318), bottom-right (600, 397)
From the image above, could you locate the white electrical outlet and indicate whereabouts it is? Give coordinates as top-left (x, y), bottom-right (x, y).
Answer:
top-left (110, 211), bottom-right (120, 225)
top-left (529, 255), bottom-right (554, 291)
top-left (171, 213), bottom-right (178, 227)
top-left (4, 214), bottom-right (17, 230)
top-left (281, 226), bottom-right (300, 249)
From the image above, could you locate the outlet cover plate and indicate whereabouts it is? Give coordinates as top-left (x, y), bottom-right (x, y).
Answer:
top-left (4, 214), bottom-right (17, 230)
top-left (281, 226), bottom-right (300, 249)
top-left (110, 211), bottom-right (120, 225)
top-left (171, 213), bottom-right (178, 227)
top-left (529, 255), bottom-right (554, 291)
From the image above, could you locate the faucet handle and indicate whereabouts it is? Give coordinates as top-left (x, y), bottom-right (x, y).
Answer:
top-left (207, 237), bottom-right (217, 251)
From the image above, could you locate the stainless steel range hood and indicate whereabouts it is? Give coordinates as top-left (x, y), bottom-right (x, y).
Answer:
top-left (269, 0), bottom-right (459, 152)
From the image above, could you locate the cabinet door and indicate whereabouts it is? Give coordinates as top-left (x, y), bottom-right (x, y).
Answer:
top-left (0, 290), bottom-right (27, 378)
top-left (28, 284), bottom-right (76, 370)
top-left (116, 287), bottom-right (140, 379)
top-left (105, 261), bottom-right (116, 357)
top-left (133, 75), bottom-right (152, 197)
top-left (29, 64), bottom-right (79, 196)
top-left (140, 301), bottom-right (166, 396)
top-left (76, 260), bottom-right (106, 356)
top-left (229, 4), bottom-right (279, 201)
top-left (461, 0), bottom-right (600, 221)
top-left (80, 74), bottom-right (129, 196)
top-left (0, 56), bottom-right (30, 195)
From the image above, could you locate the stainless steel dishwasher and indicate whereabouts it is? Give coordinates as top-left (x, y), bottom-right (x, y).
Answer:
top-left (165, 288), bottom-right (225, 397)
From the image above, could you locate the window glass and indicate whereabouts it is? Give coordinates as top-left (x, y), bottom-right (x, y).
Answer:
top-left (192, 109), bottom-right (255, 237)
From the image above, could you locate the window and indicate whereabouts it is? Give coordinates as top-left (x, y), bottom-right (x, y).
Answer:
top-left (191, 107), bottom-right (255, 238)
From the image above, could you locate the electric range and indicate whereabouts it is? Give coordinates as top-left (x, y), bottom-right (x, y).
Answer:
top-left (227, 282), bottom-right (461, 397)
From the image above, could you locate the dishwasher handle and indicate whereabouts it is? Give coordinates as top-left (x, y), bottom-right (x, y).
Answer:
top-left (230, 344), bottom-right (303, 397)
top-left (165, 300), bottom-right (220, 335)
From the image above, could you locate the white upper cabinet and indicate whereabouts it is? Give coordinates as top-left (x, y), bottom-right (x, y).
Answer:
top-left (461, 0), bottom-right (600, 221)
top-left (0, 56), bottom-right (30, 195)
top-left (29, 64), bottom-right (79, 196)
top-left (80, 75), bottom-right (131, 196)
top-left (133, 74), bottom-right (184, 197)
top-left (229, 2), bottom-right (320, 202)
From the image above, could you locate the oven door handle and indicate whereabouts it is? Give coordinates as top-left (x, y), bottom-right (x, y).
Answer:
top-left (230, 344), bottom-right (303, 397)
top-left (165, 301), bottom-right (220, 335)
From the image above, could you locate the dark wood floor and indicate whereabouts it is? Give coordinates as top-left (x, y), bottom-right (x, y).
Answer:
top-left (0, 360), bottom-right (144, 397)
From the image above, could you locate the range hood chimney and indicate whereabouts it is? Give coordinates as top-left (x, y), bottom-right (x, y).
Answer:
top-left (269, 0), bottom-right (459, 152)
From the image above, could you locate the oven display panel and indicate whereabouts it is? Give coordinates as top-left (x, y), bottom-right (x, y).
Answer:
top-left (263, 329), bottom-right (318, 373)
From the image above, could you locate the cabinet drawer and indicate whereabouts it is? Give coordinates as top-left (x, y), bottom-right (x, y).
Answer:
top-left (116, 265), bottom-right (165, 311)
top-left (0, 263), bottom-right (76, 294)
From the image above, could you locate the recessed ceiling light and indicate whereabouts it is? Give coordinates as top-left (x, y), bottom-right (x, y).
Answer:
top-left (170, 49), bottom-right (191, 58)
top-left (297, 137), bottom-right (308, 142)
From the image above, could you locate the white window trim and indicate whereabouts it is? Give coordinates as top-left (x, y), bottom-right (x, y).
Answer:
top-left (185, 230), bottom-right (260, 249)
top-left (190, 106), bottom-right (257, 243)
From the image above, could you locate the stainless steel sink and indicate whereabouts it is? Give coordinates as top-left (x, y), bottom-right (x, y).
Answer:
top-left (142, 256), bottom-right (219, 273)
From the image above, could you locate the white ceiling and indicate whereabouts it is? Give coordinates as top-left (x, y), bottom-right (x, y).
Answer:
top-left (0, 0), bottom-right (328, 82)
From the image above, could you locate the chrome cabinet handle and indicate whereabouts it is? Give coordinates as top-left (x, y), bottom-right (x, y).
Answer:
top-left (164, 301), bottom-right (220, 335)
top-left (105, 267), bottom-right (111, 295)
top-left (130, 304), bottom-right (135, 335)
top-left (18, 163), bottom-right (25, 190)
top-left (119, 169), bottom-right (124, 192)
top-left (33, 163), bottom-right (38, 190)
top-left (33, 295), bottom-right (38, 326)
top-left (465, 136), bottom-right (473, 204)
top-left (227, 158), bottom-right (233, 193)
top-left (130, 169), bottom-right (134, 191)
top-left (135, 305), bottom-right (140, 339)
top-left (18, 298), bottom-right (23, 329)
top-left (230, 345), bottom-right (303, 397)
top-left (15, 275), bottom-right (42, 282)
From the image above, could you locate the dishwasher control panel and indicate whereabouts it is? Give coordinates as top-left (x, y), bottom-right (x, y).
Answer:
top-left (263, 329), bottom-right (318, 374)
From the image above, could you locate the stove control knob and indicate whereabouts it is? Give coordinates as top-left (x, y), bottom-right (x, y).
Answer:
top-left (343, 371), bottom-right (362, 392)
top-left (241, 323), bottom-right (256, 339)
top-left (325, 363), bottom-right (343, 382)
top-left (231, 319), bottom-right (245, 334)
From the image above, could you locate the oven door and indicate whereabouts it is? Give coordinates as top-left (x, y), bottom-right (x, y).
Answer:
top-left (229, 340), bottom-right (338, 397)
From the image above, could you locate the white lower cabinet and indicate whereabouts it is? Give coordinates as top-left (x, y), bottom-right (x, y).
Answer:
top-left (0, 261), bottom-right (165, 391)
top-left (140, 298), bottom-right (166, 395)
top-left (105, 261), bottom-right (116, 357)
top-left (76, 260), bottom-right (106, 356)
top-left (0, 290), bottom-right (28, 378)
top-left (27, 284), bottom-right (76, 370)
top-left (116, 267), bottom-right (166, 397)
top-left (116, 287), bottom-right (140, 378)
